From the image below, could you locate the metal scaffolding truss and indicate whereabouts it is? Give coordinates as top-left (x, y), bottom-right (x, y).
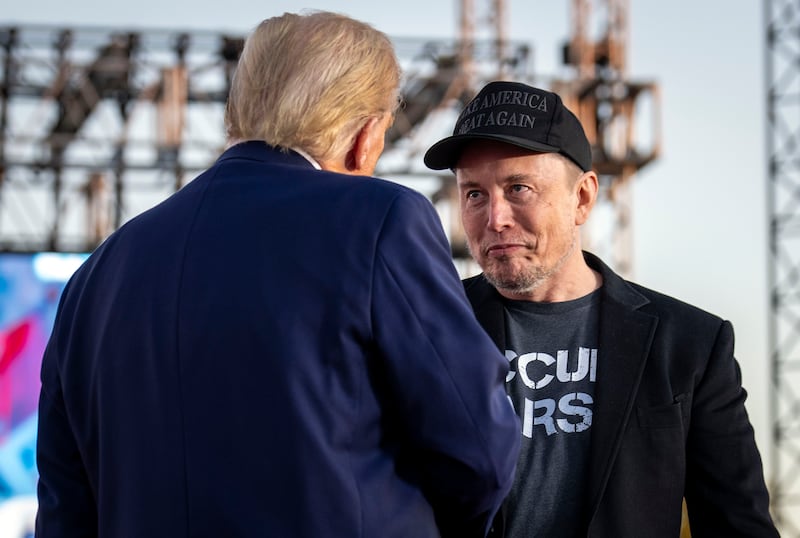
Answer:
top-left (766, 0), bottom-right (800, 535)
top-left (0, 25), bottom-right (245, 252)
top-left (0, 23), bottom-right (533, 254)
top-left (0, 1), bottom-right (659, 273)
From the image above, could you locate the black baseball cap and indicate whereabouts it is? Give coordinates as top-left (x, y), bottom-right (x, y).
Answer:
top-left (423, 81), bottom-right (593, 172)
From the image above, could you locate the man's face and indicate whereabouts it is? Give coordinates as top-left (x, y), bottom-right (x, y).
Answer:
top-left (456, 141), bottom-right (583, 300)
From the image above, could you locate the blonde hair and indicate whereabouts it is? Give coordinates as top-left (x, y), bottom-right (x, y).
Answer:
top-left (224, 11), bottom-right (401, 162)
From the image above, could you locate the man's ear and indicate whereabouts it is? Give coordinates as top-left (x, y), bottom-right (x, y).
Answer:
top-left (575, 171), bottom-right (599, 226)
top-left (344, 116), bottom-right (380, 173)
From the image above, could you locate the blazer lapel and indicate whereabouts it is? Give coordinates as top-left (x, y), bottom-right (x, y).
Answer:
top-left (583, 252), bottom-right (659, 518)
top-left (464, 275), bottom-right (506, 352)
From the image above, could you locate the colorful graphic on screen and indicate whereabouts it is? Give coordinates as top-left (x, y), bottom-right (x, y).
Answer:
top-left (0, 253), bottom-right (87, 501)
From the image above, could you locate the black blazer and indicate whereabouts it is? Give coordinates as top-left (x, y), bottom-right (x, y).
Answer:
top-left (466, 251), bottom-right (778, 538)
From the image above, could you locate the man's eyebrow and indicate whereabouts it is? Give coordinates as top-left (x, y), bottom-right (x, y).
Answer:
top-left (458, 174), bottom-right (533, 189)
top-left (502, 173), bottom-right (532, 183)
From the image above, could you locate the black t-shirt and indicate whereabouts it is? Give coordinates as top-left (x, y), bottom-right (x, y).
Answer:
top-left (502, 289), bottom-right (601, 538)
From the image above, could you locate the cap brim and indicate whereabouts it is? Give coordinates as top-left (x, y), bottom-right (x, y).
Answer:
top-left (423, 133), bottom-right (561, 170)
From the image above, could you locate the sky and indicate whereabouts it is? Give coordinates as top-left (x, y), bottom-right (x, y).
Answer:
top-left (4, 0), bottom-right (774, 473)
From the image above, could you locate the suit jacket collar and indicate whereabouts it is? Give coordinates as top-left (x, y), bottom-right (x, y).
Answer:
top-left (217, 141), bottom-right (316, 169)
top-left (463, 251), bottom-right (659, 523)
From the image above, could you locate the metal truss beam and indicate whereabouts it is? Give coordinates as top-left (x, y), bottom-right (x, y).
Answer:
top-left (0, 23), bottom-right (531, 254)
top-left (0, 4), bottom-right (656, 274)
top-left (766, 0), bottom-right (800, 535)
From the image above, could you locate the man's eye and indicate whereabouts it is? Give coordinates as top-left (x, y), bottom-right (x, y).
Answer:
top-left (510, 184), bottom-right (529, 193)
top-left (466, 190), bottom-right (481, 199)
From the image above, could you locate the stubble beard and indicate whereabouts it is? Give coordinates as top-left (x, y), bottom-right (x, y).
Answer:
top-left (472, 233), bottom-right (577, 297)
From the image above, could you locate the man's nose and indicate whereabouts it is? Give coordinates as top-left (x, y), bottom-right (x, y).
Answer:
top-left (487, 197), bottom-right (514, 232)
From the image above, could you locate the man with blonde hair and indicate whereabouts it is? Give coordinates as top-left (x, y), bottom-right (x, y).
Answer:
top-left (36, 12), bottom-right (520, 538)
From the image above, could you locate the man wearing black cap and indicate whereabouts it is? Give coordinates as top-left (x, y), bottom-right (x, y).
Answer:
top-left (425, 80), bottom-right (778, 537)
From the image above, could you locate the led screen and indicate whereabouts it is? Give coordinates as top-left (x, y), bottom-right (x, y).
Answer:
top-left (0, 252), bottom-right (88, 536)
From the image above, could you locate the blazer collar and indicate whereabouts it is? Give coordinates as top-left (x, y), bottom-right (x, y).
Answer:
top-left (217, 141), bottom-right (316, 169)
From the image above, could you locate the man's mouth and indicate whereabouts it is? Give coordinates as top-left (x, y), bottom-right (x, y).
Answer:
top-left (486, 244), bottom-right (525, 257)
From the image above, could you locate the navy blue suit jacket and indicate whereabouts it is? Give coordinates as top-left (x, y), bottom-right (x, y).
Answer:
top-left (466, 252), bottom-right (777, 538)
top-left (36, 141), bottom-right (520, 537)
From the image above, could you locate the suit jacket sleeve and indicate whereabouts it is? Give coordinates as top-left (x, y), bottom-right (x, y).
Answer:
top-left (684, 320), bottom-right (778, 537)
top-left (370, 190), bottom-right (520, 537)
top-left (36, 280), bottom-right (98, 537)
